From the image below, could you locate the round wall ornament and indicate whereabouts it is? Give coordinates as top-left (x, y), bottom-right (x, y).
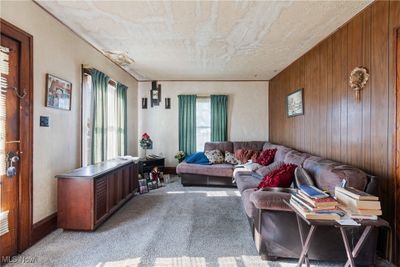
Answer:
top-left (349, 67), bottom-right (369, 101)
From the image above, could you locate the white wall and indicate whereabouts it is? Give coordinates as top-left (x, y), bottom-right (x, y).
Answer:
top-left (138, 81), bottom-right (269, 167)
top-left (1, 1), bottom-right (138, 223)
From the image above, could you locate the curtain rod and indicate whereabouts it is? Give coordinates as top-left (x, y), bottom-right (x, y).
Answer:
top-left (82, 65), bottom-right (128, 89)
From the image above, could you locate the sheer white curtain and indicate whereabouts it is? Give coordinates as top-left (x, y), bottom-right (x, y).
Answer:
top-left (106, 83), bottom-right (118, 160)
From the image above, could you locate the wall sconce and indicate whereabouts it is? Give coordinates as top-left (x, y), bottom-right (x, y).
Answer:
top-left (165, 98), bottom-right (171, 109)
top-left (349, 67), bottom-right (369, 102)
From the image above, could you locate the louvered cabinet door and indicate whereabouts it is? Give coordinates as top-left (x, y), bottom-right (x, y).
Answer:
top-left (94, 175), bottom-right (108, 224)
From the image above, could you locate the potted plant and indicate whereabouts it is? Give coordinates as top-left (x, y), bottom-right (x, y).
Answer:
top-left (139, 133), bottom-right (153, 158)
top-left (175, 151), bottom-right (186, 163)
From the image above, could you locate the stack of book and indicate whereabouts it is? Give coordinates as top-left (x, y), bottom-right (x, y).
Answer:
top-left (335, 186), bottom-right (381, 220)
top-left (290, 185), bottom-right (341, 220)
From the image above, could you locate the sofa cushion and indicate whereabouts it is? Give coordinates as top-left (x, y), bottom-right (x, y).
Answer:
top-left (294, 166), bottom-right (315, 187)
top-left (235, 149), bottom-right (260, 164)
top-left (257, 163), bottom-right (297, 189)
top-left (241, 188), bottom-right (258, 218)
top-left (284, 150), bottom-right (311, 166)
top-left (224, 151), bottom-right (239, 165)
top-left (255, 149), bottom-right (277, 166)
top-left (256, 161), bottom-right (285, 177)
top-left (233, 141), bottom-right (265, 152)
top-left (204, 150), bottom-right (224, 164)
top-left (236, 174), bottom-right (261, 193)
top-left (204, 142), bottom-right (233, 153)
top-left (274, 147), bottom-right (293, 162)
top-left (185, 152), bottom-right (210, 165)
top-left (303, 156), bottom-right (368, 193)
top-left (233, 167), bottom-right (252, 180)
top-left (176, 162), bottom-right (234, 177)
top-left (250, 189), bottom-right (293, 211)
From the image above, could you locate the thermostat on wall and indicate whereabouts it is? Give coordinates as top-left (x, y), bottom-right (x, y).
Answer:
top-left (40, 116), bottom-right (49, 127)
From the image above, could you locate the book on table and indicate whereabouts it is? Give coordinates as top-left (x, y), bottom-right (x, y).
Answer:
top-left (298, 185), bottom-right (330, 199)
top-left (335, 186), bottom-right (379, 201)
top-left (335, 189), bottom-right (381, 210)
top-left (298, 191), bottom-right (337, 208)
top-left (289, 197), bottom-right (341, 220)
top-left (292, 193), bottom-right (336, 212)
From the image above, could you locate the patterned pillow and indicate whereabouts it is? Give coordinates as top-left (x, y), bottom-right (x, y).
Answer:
top-left (255, 149), bottom-right (277, 166)
top-left (234, 149), bottom-right (260, 164)
top-left (224, 151), bottom-right (238, 165)
top-left (257, 163), bottom-right (297, 189)
top-left (205, 150), bottom-right (224, 164)
top-left (256, 161), bottom-right (285, 177)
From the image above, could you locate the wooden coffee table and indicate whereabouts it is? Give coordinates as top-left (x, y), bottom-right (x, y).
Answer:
top-left (284, 200), bottom-right (390, 267)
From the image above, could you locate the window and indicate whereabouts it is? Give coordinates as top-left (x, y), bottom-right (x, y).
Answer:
top-left (81, 70), bottom-right (127, 166)
top-left (196, 97), bottom-right (211, 151)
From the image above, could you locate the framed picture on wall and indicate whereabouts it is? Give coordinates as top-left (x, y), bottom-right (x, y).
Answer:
top-left (45, 74), bottom-right (72, 110)
top-left (287, 88), bottom-right (304, 117)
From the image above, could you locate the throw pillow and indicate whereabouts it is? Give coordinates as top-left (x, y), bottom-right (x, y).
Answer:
top-left (255, 149), bottom-right (277, 166)
top-left (185, 152), bottom-right (210, 165)
top-left (294, 166), bottom-right (315, 187)
top-left (204, 150), bottom-right (224, 164)
top-left (257, 163), bottom-right (297, 189)
top-left (234, 149), bottom-right (260, 164)
top-left (244, 162), bottom-right (262, 171)
top-left (224, 151), bottom-right (239, 165)
top-left (256, 161), bottom-right (285, 177)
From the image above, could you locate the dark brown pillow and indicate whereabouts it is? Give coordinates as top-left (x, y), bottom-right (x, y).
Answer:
top-left (234, 149), bottom-right (260, 164)
top-left (256, 161), bottom-right (285, 177)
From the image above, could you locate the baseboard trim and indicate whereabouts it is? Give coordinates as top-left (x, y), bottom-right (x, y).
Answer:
top-left (31, 212), bottom-right (57, 245)
top-left (164, 167), bottom-right (177, 175)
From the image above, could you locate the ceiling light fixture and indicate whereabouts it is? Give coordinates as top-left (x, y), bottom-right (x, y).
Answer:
top-left (103, 51), bottom-right (135, 67)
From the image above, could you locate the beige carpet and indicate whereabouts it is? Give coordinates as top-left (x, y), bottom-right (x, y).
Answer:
top-left (6, 177), bottom-right (345, 267)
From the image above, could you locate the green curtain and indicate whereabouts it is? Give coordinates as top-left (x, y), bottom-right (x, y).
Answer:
top-left (117, 83), bottom-right (128, 156)
top-left (178, 95), bottom-right (197, 155)
top-left (90, 69), bottom-right (110, 164)
top-left (211, 95), bottom-right (228, 142)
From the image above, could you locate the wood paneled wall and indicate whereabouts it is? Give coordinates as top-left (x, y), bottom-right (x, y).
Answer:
top-left (269, 0), bottom-right (399, 261)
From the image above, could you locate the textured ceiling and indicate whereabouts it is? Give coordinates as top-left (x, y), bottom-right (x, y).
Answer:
top-left (36, 0), bottom-right (372, 81)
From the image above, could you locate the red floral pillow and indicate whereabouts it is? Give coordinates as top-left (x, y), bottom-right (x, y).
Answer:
top-left (257, 163), bottom-right (297, 189)
top-left (255, 149), bottom-right (277, 166)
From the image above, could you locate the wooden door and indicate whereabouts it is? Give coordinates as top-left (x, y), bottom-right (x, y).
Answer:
top-left (0, 19), bottom-right (33, 261)
top-left (0, 32), bottom-right (21, 259)
top-left (396, 29), bottom-right (400, 266)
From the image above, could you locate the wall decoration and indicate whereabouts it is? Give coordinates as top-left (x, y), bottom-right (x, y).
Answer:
top-left (287, 88), bottom-right (304, 117)
top-left (165, 97), bottom-right (171, 109)
top-left (142, 98), bottom-right (148, 109)
top-left (46, 74), bottom-right (72, 110)
top-left (349, 66), bottom-right (369, 101)
top-left (150, 81), bottom-right (161, 107)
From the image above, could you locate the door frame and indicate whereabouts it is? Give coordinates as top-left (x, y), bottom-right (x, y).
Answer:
top-left (0, 19), bottom-right (33, 252)
top-left (396, 28), bottom-right (400, 265)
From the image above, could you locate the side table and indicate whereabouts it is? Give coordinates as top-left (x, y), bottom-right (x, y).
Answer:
top-left (284, 200), bottom-right (390, 267)
top-left (138, 157), bottom-right (165, 177)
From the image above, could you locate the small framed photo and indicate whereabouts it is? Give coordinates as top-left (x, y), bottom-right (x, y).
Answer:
top-left (287, 88), bottom-right (304, 117)
top-left (46, 74), bottom-right (72, 110)
top-left (142, 98), bottom-right (148, 109)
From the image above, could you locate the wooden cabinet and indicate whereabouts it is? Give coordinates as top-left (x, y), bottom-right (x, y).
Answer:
top-left (56, 158), bottom-right (139, 231)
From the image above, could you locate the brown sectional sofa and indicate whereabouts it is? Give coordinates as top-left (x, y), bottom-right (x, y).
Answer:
top-left (176, 141), bottom-right (384, 265)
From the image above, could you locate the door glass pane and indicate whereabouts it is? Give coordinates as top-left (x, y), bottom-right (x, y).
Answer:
top-left (0, 46), bottom-right (9, 176)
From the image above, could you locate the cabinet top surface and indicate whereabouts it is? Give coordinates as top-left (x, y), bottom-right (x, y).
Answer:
top-left (56, 157), bottom-right (139, 179)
